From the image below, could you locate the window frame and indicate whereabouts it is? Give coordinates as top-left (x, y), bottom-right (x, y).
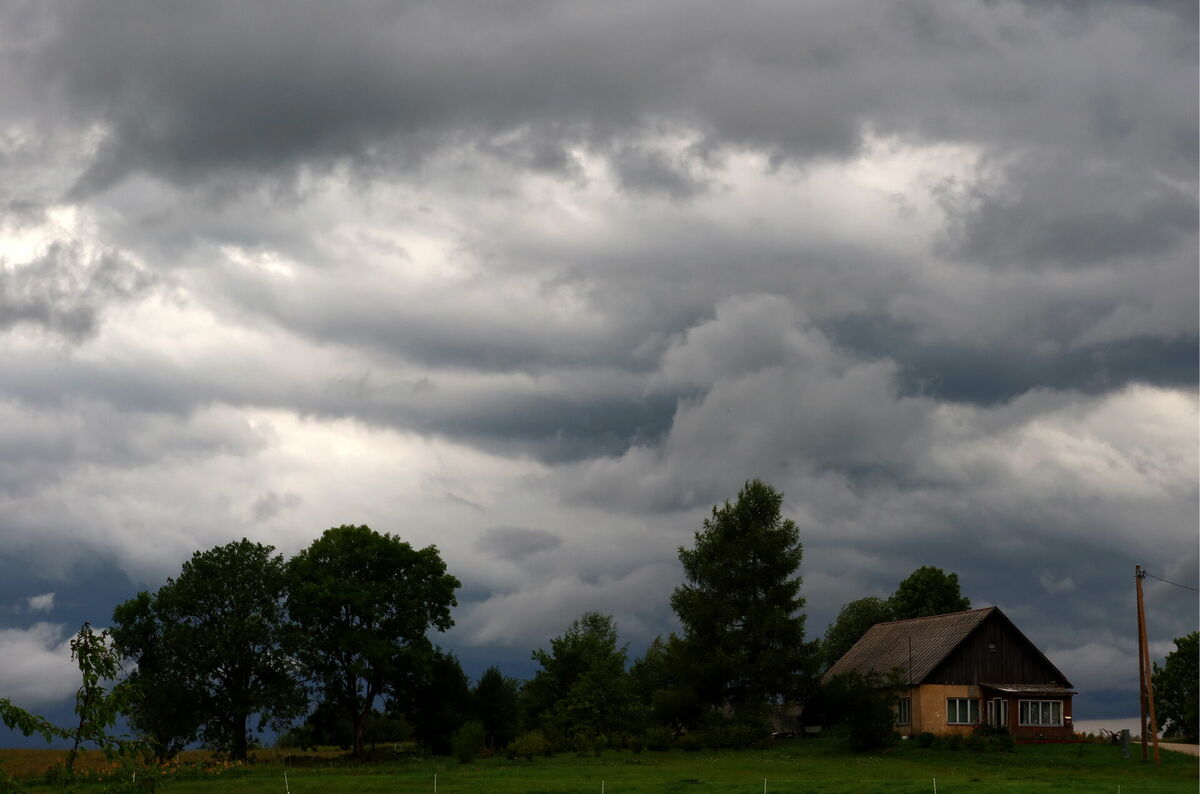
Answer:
top-left (1018, 699), bottom-right (1063, 727)
top-left (946, 697), bottom-right (979, 725)
top-left (896, 696), bottom-right (912, 726)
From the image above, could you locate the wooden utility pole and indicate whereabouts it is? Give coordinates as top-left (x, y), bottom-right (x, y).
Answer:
top-left (1134, 565), bottom-right (1160, 765)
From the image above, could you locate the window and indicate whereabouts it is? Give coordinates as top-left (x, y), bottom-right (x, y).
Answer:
top-left (896, 697), bottom-right (911, 726)
top-left (1018, 700), bottom-right (1063, 727)
top-left (946, 698), bottom-right (979, 725)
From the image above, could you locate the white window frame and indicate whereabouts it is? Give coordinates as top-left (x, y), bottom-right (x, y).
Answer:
top-left (1018, 699), bottom-right (1063, 727)
top-left (946, 697), bottom-right (979, 725)
top-left (896, 697), bottom-right (911, 726)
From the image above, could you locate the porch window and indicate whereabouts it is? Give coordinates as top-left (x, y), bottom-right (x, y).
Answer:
top-left (896, 697), bottom-right (911, 726)
top-left (1018, 700), bottom-right (1063, 727)
top-left (946, 697), bottom-right (979, 725)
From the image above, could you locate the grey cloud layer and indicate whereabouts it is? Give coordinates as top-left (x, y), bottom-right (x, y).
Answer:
top-left (0, 0), bottom-right (1195, 723)
top-left (10, 1), bottom-right (1192, 192)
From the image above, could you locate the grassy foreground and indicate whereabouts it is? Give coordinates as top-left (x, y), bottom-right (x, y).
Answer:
top-left (3, 739), bottom-right (1196, 793)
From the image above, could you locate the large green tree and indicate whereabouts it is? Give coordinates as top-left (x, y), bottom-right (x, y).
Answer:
top-left (112, 539), bottom-right (305, 760)
top-left (110, 592), bottom-right (201, 760)
top-left (671, 479), bottom-right (812, 718)
top-left (524, 612), bottom-right (630, 742)
top-left (821, 597), bottom-right (894, 670)
top-left (888, 565), bottom-right (970, 621)
top-left (287, 525), bottom-right (460, 756)
top-left (1153, 631), bottom-right (1198, 741)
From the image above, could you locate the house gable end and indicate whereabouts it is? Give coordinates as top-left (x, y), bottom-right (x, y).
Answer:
top-left (923, 610), bottom-right (1072, 687)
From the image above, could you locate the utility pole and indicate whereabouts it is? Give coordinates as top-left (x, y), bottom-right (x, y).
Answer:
top-left (1134, 565), bottom-right (1160, 765)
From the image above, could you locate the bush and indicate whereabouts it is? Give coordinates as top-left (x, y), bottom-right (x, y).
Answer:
top-left (916, 732), bottom-right (935, 748)
top-left (963, 734), bottom-right (985, 752)
top-left (702, 719), bottom-right (761, 749)
top-left (451, 721), bottom-right (486, 764)
top-left (644, 726), bottom-right (673, 752)
top-left (676, 733), bottom-right (704, 752)
top-left (995, 732), bottom-right (1016, 753)
top-left (508, 731), bottom-right (552, 761)
top-left (823, 670), bottom-right (902, 751)
top-left (944, 733), bottom-right (963, 751)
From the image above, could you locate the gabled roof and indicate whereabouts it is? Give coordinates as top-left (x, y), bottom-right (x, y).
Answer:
top-left (823, 607), bottom-right (996, 685)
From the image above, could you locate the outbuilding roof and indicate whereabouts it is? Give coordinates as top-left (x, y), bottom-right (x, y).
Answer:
top-left (823, 607), bottom-right (996, 685)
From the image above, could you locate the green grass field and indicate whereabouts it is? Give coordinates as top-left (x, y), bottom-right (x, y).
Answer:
top-left (4, 739), bottom-right (1196, 793)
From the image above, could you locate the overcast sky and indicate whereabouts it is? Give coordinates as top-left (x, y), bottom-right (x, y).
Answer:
top-left (1, 0), bottom-right (1196, 736)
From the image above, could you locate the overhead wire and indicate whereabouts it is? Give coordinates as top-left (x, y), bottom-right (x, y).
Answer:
top-left (1142, 571), bottom-right (1200, 593)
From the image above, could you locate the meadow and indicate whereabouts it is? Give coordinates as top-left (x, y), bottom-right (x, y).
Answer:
top-left (2, 739), bottom-right (1196, 794)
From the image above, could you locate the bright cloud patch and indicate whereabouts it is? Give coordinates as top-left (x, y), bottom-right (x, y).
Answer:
top-left (0, 623), bottom-right (77, 706)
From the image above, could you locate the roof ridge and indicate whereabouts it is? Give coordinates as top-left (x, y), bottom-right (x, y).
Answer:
top-left (874, 606), bottom-right (994, 626)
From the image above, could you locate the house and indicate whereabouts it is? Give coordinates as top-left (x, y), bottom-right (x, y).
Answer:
top-left (823, 607), bottom-right (1075, 739)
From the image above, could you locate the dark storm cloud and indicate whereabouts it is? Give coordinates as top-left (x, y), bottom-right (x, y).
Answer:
top-left (11, 0), bottom-right (1191, 197)
top-left (829, 317), bottom-right (1200, 404)
top-left (0, 242), bottom-right (155, 342)
top-left (0, 345), bottom-right (677, 464)
top-left (0, 0), bottom-right (1194, 729)
top-left (937, 160), bottom-right (1198, 269)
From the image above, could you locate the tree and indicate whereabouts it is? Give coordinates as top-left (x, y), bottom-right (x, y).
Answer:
top-left (670, 479), bottom-right (812, 717)
top-left (112, 539), bottom-right (305, 761)
top-left (110, 592), bottom-right (201, 760)
top-left (472, 666), bottom-right (521, 749)
top-left (524, 612), bottom-right (630, 743)
top-left (823, 669), bottom-right (905, 751)
top-left (821, 597), bottom-right (894, 670)
top-left (628, 634), bottom-right (702, 735)
top-left (63, 624), bottom-right (134, 777)
top-left (287, 525), bottom-right (460, 756)
top-left (888, 566), bottom-right (970, 621)
top-left (395, 648), bottom-right (473, 755)
top-left (3, 624), bottom-right (152, 789)
top-left (1153, 631), bottom-right (1198, 741)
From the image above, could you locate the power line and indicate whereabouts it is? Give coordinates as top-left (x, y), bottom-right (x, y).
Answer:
top-left (1142, 571), bottom-right (1200, 593)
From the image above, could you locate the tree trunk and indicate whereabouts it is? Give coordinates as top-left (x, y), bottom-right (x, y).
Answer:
top-left (232, 712), bottom-right (248, 761)
top-left (352, 710), bottom-right (365, 756)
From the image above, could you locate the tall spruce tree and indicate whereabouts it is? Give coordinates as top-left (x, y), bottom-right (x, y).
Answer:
top-left (671, 479), bottom-right (812, 719)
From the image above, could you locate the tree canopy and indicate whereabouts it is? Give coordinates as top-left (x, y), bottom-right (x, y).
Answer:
top-left (112, 539), bottom-right (304, 761)
top-left (287, 525), bottom-right (460, 755)
top-left (821, 597), bottom-right (895, 670)
top-left (888, 565), bottom-right (970, 621)
top-left (670, 479), bottom-right (812, 716)
top-left (525, 612), bottom-right (630, 742)
top-left (472, 666), bottom-right (521, 749)
top-left (1153, 631), bottom-right (1198, 742)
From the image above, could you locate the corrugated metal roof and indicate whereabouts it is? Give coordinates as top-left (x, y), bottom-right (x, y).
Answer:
top-left (823, 607), bottom-right (995, 685)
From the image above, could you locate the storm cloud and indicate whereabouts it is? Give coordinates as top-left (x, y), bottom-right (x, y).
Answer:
top-left (0, 0), bottom-right (1194, 732)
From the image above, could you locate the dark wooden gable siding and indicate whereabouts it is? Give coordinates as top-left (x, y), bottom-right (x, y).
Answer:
top-left (924, 612), bottom-right (1067, 686)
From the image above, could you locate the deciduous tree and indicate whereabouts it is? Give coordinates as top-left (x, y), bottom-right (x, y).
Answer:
top-left (110, 592), bottom-right (201, 760)
top-left (287, 525), bottom-right (459, 756)
top-left (888, 566), bottom-right (970, 621)
top-left (821, 597), bottom-right (894, 670)
top-left (1153, 631), bottom-right (1198, 742)
top-left (112, 539), bottom-right (305, 760)
top-left (525, 612), bottom-right (630, 743)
